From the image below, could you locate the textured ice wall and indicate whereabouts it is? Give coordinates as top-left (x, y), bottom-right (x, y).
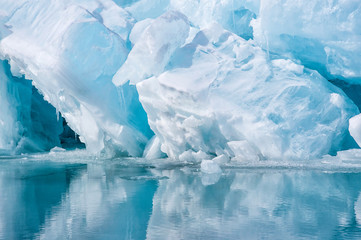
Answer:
top-left (0, 0), bottom-right (153, 156)
top-left (122, 24), bottom-right (358, 160)
top-left (0, 0), bottom-right (360, 160)
top-left (122, 0), bottom-right (361, 82)
top-left (246, 0), bottom-right (361, 151)
top-left (0, 60), bottom-right (63, 154)
top-left (122, 0), bottom-right (258, 40)
top-left (0, 61), bottom-right (17, 152)
top-left (252, 0), bottom-right (361, 81)
top-left (116, 0), bottom-right (361, 160)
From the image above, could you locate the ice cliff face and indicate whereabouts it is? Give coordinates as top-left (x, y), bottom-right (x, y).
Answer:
top-left (134, 25), bottom-right (357, 161)
top-left (0, 0), bottom-right (360, 161)
top-left (0, 0), bottom-right (153, 155)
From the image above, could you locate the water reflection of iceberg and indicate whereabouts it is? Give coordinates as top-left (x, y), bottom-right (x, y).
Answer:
top-left (2, 159), bottom-right (361, 239)
top-left (147, 169), bottom-right (361, 239)
top-left (38, 164), bottom-right (158, 240)
top-left (0, 162), bottom-right (86, 240)
top-left (0, 162), bottom-right (158, 240)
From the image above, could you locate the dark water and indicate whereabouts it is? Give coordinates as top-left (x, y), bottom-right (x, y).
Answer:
top-left (1, 157), bottom-right (361, 239)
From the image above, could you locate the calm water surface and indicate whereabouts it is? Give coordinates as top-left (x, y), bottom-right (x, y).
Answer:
top-left (1, 155), bottom-right (361, 239)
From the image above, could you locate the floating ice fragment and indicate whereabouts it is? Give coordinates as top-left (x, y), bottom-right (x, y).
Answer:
top-left (349, 114), bottom-right (361, 148)
top-left (212, 154), bottom-right (230, 165)
top-left (50, 146), bottom-right (66, 153)
top-left (201, 160), bottom-right (222, 174)
top-left (143, 136), bottom-right (167, 160)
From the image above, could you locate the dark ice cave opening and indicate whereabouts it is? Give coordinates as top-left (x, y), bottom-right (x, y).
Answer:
top-left (2, 60), bottom-right (84, 154)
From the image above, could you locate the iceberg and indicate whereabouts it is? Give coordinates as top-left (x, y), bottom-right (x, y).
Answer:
top-left (131, 24), bottom-right (358, 161)
top-left (0, 0), bottom-right (360, 161)
top-left (0, 0), bottom-right (153, 156)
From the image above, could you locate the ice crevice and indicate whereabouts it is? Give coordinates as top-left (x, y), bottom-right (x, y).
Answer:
top-left (0, 0), bottom-right (361, 164)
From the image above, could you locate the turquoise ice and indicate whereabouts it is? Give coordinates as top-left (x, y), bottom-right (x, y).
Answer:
top-left (0, 0), bottom-right (361, 164)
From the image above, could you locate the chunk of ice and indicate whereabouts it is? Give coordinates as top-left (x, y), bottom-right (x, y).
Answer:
top-left (201, 160), bottom-right (222, 174)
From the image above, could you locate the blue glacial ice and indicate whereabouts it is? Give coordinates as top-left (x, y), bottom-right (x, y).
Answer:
top-left (0, 0), bottom-right (153, 156)
top-left (252, 0), bottom-right (361, 81)
top-left (0, 0), bottom-right (361, 163)
top-left (0, 60), bottom-right (63, 154)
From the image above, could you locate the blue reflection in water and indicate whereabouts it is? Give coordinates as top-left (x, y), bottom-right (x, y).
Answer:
top-left (0, 161), bottom-right (158, 240)
top-left (1, 158), bottom-right (361, 239)
top-left (148, 170), bottom-right (361, 240)
top-left (0, 162), bottom-right (86, 240)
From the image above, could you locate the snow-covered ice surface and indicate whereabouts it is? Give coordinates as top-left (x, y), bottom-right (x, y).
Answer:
top-left (0, 0), bottom-right (361, 164)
